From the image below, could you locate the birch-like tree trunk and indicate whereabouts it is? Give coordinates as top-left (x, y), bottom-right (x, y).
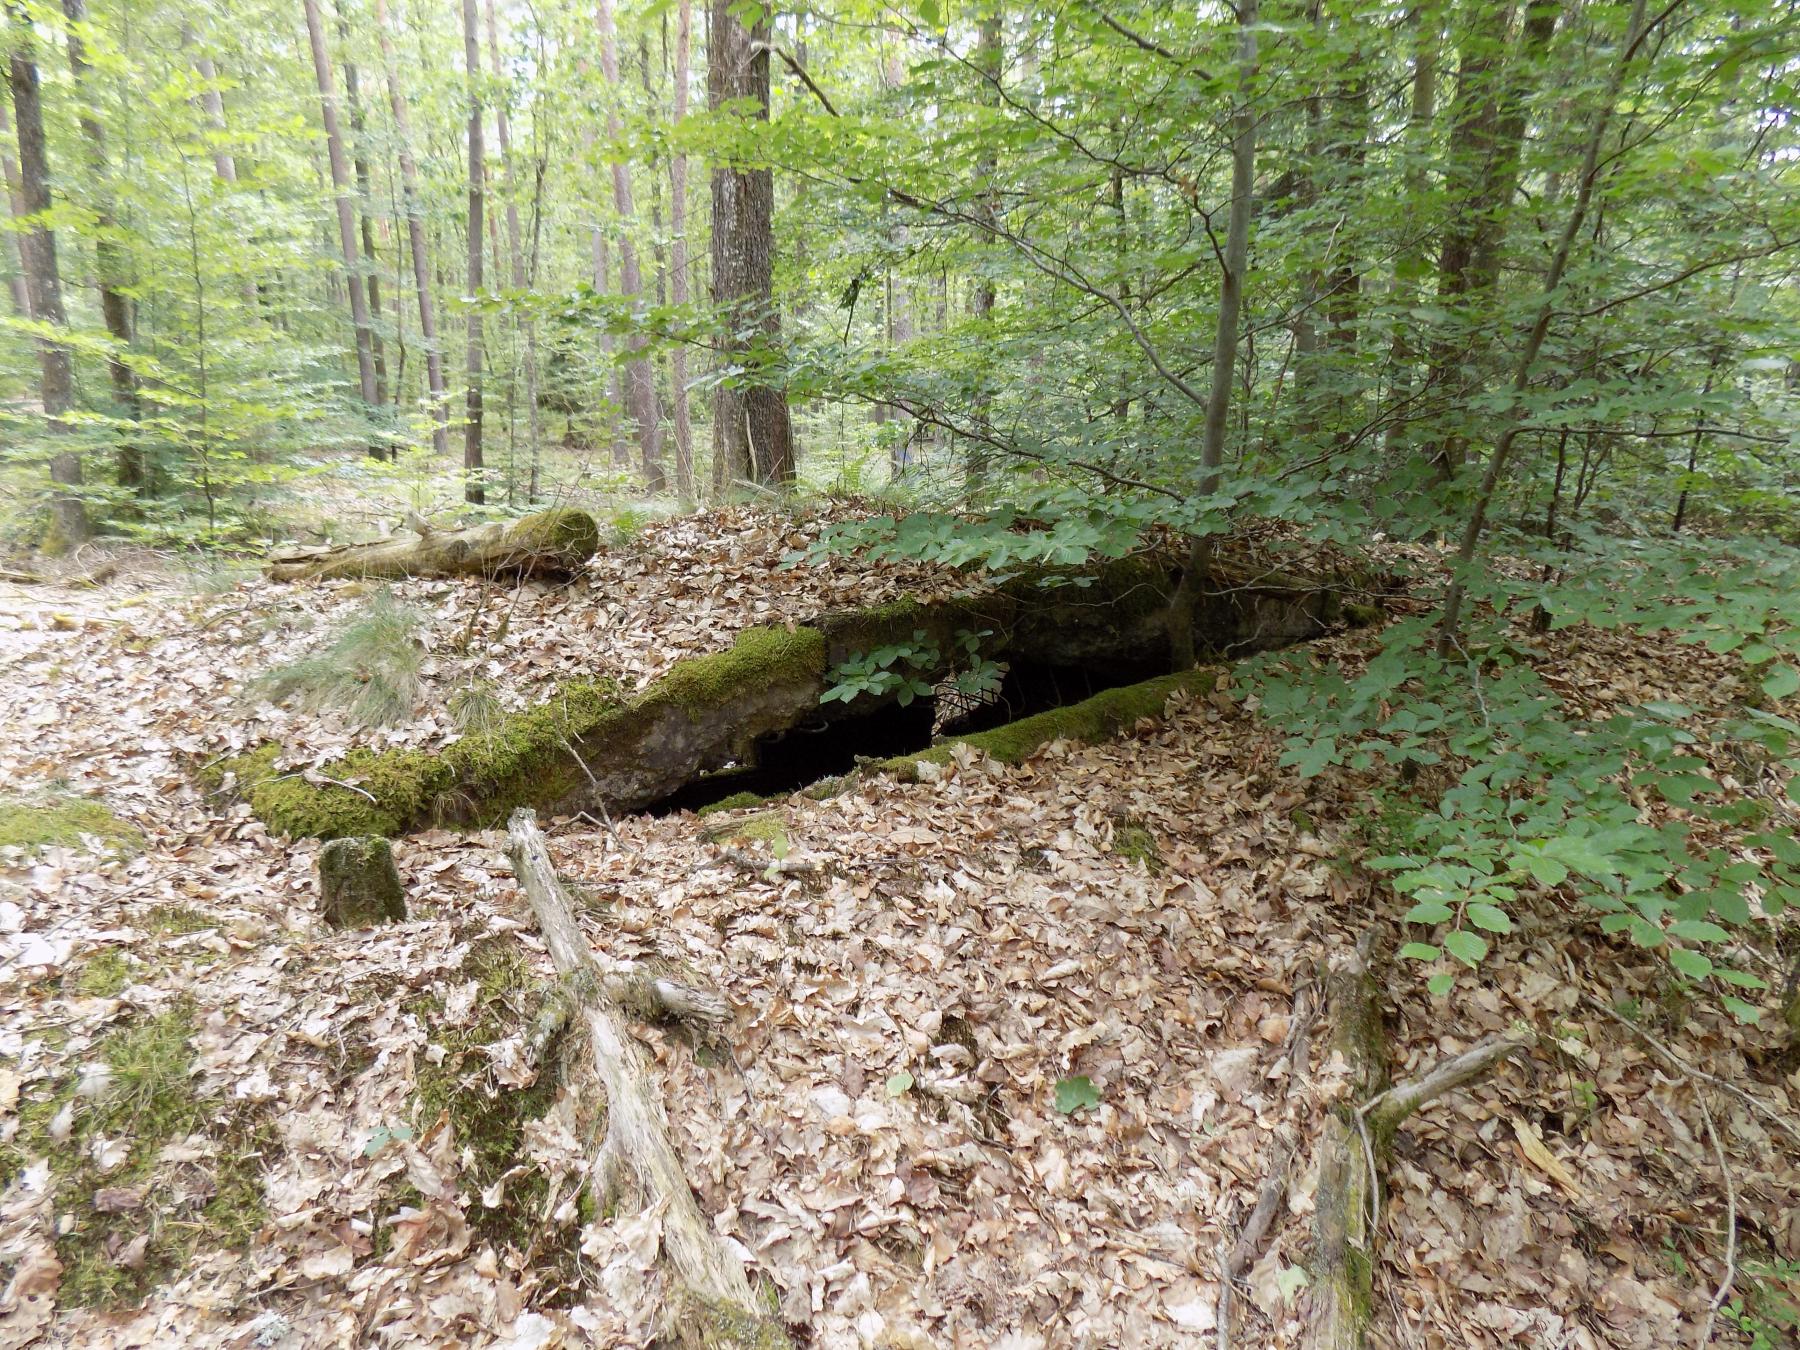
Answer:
top-left (7, 13), bottom-right (86, 548)
top-left (337, 1), bottom-right (387, 406)
top-left (461, 0), bottom-right (486, 502)
top-left (374, 0), bottom-right (449, 455)
top-left (597, 0), bottom-right (664, 490)
top-left (708, 0), bottom-right (793, 488)
top-left (0, 100), bottom-right (28, 317)
top-left (301, 0), bottom-right (382, 451)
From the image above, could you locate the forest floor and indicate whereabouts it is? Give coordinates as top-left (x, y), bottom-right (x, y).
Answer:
top-left (0, 506), bottom-right (1796, 1349)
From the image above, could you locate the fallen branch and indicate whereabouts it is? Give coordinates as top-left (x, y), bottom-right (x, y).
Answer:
top-left (508, 808), bottom-right (786, 1348)
top-left (1306, 940), bottom-right (1532, 1350)
top-left (1695, 1094), bottom-right (1738, 1348)
top-left (1580, 994), bottom-right (1799, 1143)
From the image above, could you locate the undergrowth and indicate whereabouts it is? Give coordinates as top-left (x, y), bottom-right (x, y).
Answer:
top-left (0, 1005), bottom-right (269, 1308)
top-left (250, 587), bottom-right (423, 727)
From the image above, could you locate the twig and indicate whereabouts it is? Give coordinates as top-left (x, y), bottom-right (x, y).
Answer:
top-left (1360, 1036), bottom-right (1533, 1136)
top-left (1695, 1094), bottom-right (1738, 1348)
top-left (1581, 994), bottom-right (1800, 1142)
top-left (556, 735), bottom-right (623, 850)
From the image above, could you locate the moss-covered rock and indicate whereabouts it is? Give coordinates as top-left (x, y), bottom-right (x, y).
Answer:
top-left (0, 795), bottom-right (142, 854)
top-left (696, 790), bottom-right (771, 817)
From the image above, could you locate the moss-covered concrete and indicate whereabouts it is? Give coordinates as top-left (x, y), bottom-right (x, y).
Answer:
top-left (882, 668), bottom-right (1219, 777)
top-left (214, 625), bottom-right (831, 839)
top-left (0, 795), bottom-right (142, 854)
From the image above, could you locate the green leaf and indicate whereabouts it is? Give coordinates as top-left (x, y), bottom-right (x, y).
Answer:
top-left (1403, 898), bottom-right (1454, 924)
top-left (1525, 855), bottom-right (1569, 886)
top-left (1467, 903), bottom-right (1513, 933)
top-left (886, 1071), bottom-right (914, 1097)
top-left (1762, 663), bottom-right (1800, 700)
top-left (1426, 972), bottom-right (1455, 997)
top-left (1668, 919), bottom-right (1729, 942)
top-left (1721, 996), bottom-right (1762, 1024)
top-left (1397, 942), bottom-right (1440, 961)
top-left (1667, 947), bottom-right (1712, 980)
top-left (1442, 930), bottom-right (1488, 967)
top-left (1054, 1075), bottom-right (1101, 1115)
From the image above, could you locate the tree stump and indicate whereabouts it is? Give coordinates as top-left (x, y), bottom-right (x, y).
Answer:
top-left (318, 836), bottom-right (407, 928)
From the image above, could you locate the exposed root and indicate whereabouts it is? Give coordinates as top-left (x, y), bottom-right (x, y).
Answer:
top-left (507, 808), bottom-right (788, 1348)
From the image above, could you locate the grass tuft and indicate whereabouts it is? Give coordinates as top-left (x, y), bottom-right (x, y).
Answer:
top-left (250, 587), bottom-right (424, 728)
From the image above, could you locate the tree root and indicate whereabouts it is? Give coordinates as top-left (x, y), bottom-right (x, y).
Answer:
top-left (508, 808), bottom-right (788, 1348)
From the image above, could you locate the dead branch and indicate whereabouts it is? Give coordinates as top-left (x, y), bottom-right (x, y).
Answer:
top-left (508, 808), bottom-right (786, 1348)
top-left (1696, 1094), bottom-right (1738, 1349)
top-left (267, 507), bottom-right (597, 582)
top-left (1361, 1035), bottom-right (1532, 1137)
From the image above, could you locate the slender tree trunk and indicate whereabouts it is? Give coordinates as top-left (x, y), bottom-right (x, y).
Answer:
top-left (338, 1), bottom-right (387, 407)
top-left (0, 100), bottom-right (28, 317)
top-left (374, 0), bottom-right (449, 454)
top-left (1383, 2), bottom-right (1439, 456)
top-left (708, 0), bottom-right (793, 487)
top-left (181, 28), bottom-right (261, 311)
top-left (597, 0), bottom-right (664, 490)
top-left (667, 0), bottom-right (695, 496)
top-left (7, 14), bottom-right (87, 549)
top-left (484, 0), bottom-right (541, 492)
top-left (61, 0), bottom-right (143, 493)
top-left (1425, 0), bottom-right (1558, 482)
top-left (1165, 0), bottom-right (1259, 670)
top-left (461, 0), bottom-right (485, 502)
top-left (302, 0), bottom-right (382, 451)
top-left (1436, 0), bottom-right (1649, 655)
top-left (967, 4), bottom-right (1001, 490)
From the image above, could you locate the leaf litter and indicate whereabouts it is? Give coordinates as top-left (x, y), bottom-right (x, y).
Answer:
top-left (0, 516), bottom-right (1794, 1348)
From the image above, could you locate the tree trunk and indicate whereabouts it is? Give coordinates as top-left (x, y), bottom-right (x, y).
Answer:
top-left (1425, 0), bottom-right (1558, 482)
top-left (484, 0), bottom-right (542, 493)
top-left (461, 0), bottom-right (486, 503)
top-left (667, 0), bottom-right (695, 496)
top-left (61, 0), bottom-right (143, 493)
top-left (597, 0), bottom-right (664, 491)
top-left (967, 4), bottom-right (1001, 490)
top-left (267, 507), bottom-right (599, 582)
top-left (0, 100), bottom-right (29, 317)
top-left (183, 25), bottom-right (262, 311)
top-left (1382, 2), bottom-right (1440, 456)
top-left (301, 0), bottom-right (382, 449)
top-left (373, 0), bottom-right (449, 455)
top-left (338, 1), bottom-right (388, 408)
top-left (708, 0), bottom-right (793, 489)
top-left (1436, 0), bottom-right (1649, 655)
top-left (7, 15), bottom-right (87, 550)
top-left (1165, 0), bottom-right (1258, 670)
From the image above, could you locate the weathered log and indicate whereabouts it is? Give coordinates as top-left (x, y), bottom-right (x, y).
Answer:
top-left (507, 809), bottom-right (786, 1349)
top-left (266, 507), bottom-right (598, 582)
top-left (1305, 936), bottom-right (1531, 1350)
top-left (318, 835), bottom-right (407, 927)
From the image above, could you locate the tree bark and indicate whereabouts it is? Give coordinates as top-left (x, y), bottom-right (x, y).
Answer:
top-left (1382, 2), bottom-right (1440, 456)
top-left (461, 0), bottom-right (486, 503)
top-left (1436, 0), bottom-right (1649, 655)
top-left (506, 810), bottom-right (788, 1349)
top-left (183, 28), bottom-right (262, 311)
top-left (1165, 0), bottom-right (1258, 669)
top-left (1425, 0), bottom-right (1558, 482)
top-left (61, 0), bottom-right (143, 493)
top-left (966, 4), bottom-right (1001, 490)
top-left (338, 0), bottom-right (388, 408)
top-left (667, 0), bottom-right (695, 496)
top-left (7, 12), bottom-right (87, 550)
top-left (373, 0), bottom-right (449, 455)
top-left (708, 0), bottom-right (793, 488)
top-left (0, 100), bottom-right (28, 317)
top-left (597, 0), bottom-right (664, 490)
top-left (484, 0), bottom-right (542, 492)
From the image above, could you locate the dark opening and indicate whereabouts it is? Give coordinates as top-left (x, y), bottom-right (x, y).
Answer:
top-left (649, 655), bottom-right (1166, 816)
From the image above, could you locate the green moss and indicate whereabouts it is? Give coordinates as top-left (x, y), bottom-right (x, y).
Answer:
top-left (1342, 601), bottom-right (1384, 628)
top-left (1, 1006), bottom-right (269, 1309)
top-left (1111, 819), bottom-right (1162, 871)
top-left (702, 812), bottom-right (788, 848)
top-left (145, 904), bottom-right (215, 935)
top-left (509, 506), bottom-right (601, 561)
top-left (674, 1288), bottom-right (792, 1349)
top-left (70, 948), bottom-right (133, 998)
top-left (0, 795), bottom-right (142, 854)
top-left (641, 626), bottom-right (827, 718)
top-left (408, 940), bottom-right (586, 1299)
top-left (697, 791), bottom-right (770, 817)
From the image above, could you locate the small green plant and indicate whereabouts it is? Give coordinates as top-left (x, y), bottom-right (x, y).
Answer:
top-left (1724, 1258), bottom-right (1800, 1349)
top-left (250, 588), bottom-right (423, 728)
top-left (822, 629), bottom-right (940, 706)
top-left (450, 680), bottom-right (504, 736)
